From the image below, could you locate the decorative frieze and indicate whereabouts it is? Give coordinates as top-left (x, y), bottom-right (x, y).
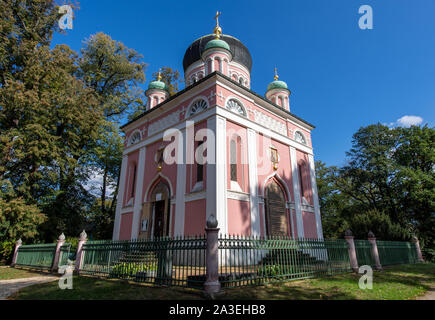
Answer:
top-left (253, 110), bottom-right (287, 136)
top-left (148, 110), bottom-right (181, 136)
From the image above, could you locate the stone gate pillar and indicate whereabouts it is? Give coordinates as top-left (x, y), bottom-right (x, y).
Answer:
top-left (345, 230), bottom-right (359, 273)
top-left (11, 239), bottom-right (22, 267)
top-left (52, 233), bottom-right (66, 273)
top-left (74, 230), bottom-right (88, 275)
top-left (367, 231), bottom-right (382, 270)
top-left (204, 215), bottom-right (221, 298)
top-left (412, 236), bottom-right (425, 262)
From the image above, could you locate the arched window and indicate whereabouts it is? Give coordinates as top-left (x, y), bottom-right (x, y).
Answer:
top-left (294, 131), bottom-right (307, 145)
top-left (279, 96), bottom-right (284, 108)
top-left (239, 77), bottom-right (244, 86)
top-left (298, 160), bottom-right (309, 201)
top-left (153, 96), bottom-right (159, 107)
top-left (226, 99), bottom-right (246, 117)
top-left (230, 139), bottom-right (237, 182)
top-left (189, 99), bottom-right (208, 116)
top-left (131, 164), bottom-right (137, 198)
top-left (128, 131), bottom-right (141, 146)
top-left (196, 141), bottom-right (204, 183)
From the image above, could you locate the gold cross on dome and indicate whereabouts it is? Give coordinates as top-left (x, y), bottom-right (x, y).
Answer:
top-left (274, 67), bottom-right (279, 81)
top-left (213, 11), bottom-right (222, 39)
top-left (215, 11), bottom-right (221, 25)
top-left (157, 68), bottom-right (162, 81)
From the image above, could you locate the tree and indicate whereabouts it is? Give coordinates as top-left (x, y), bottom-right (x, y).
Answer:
top-left (317, 124), bottom-right (434, 259)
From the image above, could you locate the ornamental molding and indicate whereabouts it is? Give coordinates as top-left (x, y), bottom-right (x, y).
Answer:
top-left (253, 110), bottom-right (287, 136)
top-left (148, 110), bottom-right (181, 136)
top-left (227, 190), bottom-right (250, 202)
top-left (301, 204), bottom-right (315, 213)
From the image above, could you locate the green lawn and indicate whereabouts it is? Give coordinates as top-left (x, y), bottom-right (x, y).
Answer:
top-left (10, 263), bottom-right (435, 300)
top-left (0, 266), bottom-right (46, 280)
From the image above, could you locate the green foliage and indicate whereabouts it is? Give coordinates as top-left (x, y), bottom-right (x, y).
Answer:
top-left (257, 264), bottom-right (283, 277)
top-left (317, 124), bottom-right (434, 254)
top-left (109, 262), bottom-right (157, 278)
top-left (0, 240), bottom-right (15, 264)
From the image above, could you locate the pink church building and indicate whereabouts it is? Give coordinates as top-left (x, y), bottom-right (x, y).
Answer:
top-left (112, 17), bottom-right (324, 241)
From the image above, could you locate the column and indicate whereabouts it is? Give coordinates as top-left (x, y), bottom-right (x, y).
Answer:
top-left (290, 146), bottom-right (304, 238)
top-left (11, 239), bottom-right (22, 267)
top-left (174, 128), bottom-right (186, 236)
top-left (204, 215), bottom-right (221, 298)
top-left (206, 116), bottom-right (227, 234)
top-left (74, 230), bottom-right (88, 275)
top-left (51, 233), bottom-right (66, 273)
top-left (112, 154), bottom-right (129, 240)
top-left (345, 230), bottom-right (359, 273)
top-left (131, 146), bottom-right (146, 239)
top-left (308, 154), bottom-right (324, 239)
top-left (367, 231), bottom-right (382, 270)
top-left (412, 236), bottom-right (425, 262)
top-left (247, 128), bottom-right (261, 236)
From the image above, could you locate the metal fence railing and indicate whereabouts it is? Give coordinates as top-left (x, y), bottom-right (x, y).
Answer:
top-left (79, 236), bottom-right (207, 288)
top-left (59, 243), bottom-right (72, 267)
top-left (217, 236), bottom-right (351, 288)
top-left (376, 240), bottom-right (418, 266)
top-left (354, 240), bottom-right (375, 267)
top-left (15, 243), bottom-right (57, 269)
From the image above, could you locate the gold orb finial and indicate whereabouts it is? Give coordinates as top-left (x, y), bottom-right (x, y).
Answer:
top-left (157, 68), bottom-right (162, 81)
top-left (274, 67), bottom-right (279, 81)
top-left (213, 11), bottom-right (222, 39)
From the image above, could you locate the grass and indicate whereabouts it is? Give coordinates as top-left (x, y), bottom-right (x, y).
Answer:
top-left (0, 266), bottom-right (46, 280)
top-left (10, 263), bottom-right (435, 300)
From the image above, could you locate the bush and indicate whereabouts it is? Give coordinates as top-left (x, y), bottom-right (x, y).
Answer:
top-left (257, 264), bottom-right (284, 277)
top-left (109, 262), bottom-right (157, 278)
top-left (0, 240), bottom-right (15, 264)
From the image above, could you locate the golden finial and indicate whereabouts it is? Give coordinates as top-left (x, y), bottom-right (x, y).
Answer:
top-left (157, 68), bottom-right (162, 81)
top-left (274, 67), bottom-right (279, 81)
top-left (213, 11), bottom-right (222, 39)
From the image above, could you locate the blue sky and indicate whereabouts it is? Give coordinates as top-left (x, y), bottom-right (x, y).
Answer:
top-left (53, 0), bottom-right (435, 166)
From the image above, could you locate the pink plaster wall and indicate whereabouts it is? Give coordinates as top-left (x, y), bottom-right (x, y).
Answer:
top-left (226, 120), bottom-right (249, 192)
top-left (119, 212), bottom-right (133, 240)
top-left (184, 199), bottom-right (206, 236)
top-left (227, 199), bottom-right (251, 236)
top-left (302, 211), bottom-right (317, 239)
top-left (296, 150), bottom-right (313, 205)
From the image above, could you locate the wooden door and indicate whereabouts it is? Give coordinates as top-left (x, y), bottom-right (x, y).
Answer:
top-left (265, 181), bottom-right (288, 237)
top-left (153, 200), bottom-right (166, 238)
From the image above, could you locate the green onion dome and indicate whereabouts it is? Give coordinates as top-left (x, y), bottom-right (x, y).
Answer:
top-left (148, 80), bottom-right (169, 91)
top-left (204, 38), bottom-right (231, 52)
top-left (266, 80), bottom-right (289, 92)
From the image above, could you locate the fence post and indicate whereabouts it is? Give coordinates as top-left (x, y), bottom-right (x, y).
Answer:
top-left (412, 236), bottom-right (424, 262)
top-left (367, 231), bottom-right (382, 270)
top-left (344, 230), bottom-right (359, 273)
top-left (204, 215), bottom-right (221, 298)
top-left (11, 239), bottom-right (22, 267)
top-left (52, 233), bottom-right (65, 273)
top-left (74, 230), bottom-right (88, 275)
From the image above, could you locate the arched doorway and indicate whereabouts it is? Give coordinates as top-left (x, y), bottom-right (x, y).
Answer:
top-left (139, 180), bottom-right (171, 239)
top-left (264, 180), bottom-right (289, 237)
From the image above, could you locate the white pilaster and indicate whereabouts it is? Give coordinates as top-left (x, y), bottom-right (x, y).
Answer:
top-left (131, 146), bottom-right (146, 239)
top-left (247, 128), bottom-right (261, 236)
top-left (290, 146), bottom-right (305, 238)
top-left (113, 155), bottom-right (129, 240)
top-left (174, 129), bottom-right (186, 236)
top-left (207, 116), bottom-right (227, 234)
top-left (308, 154), bottom-right (324, 239)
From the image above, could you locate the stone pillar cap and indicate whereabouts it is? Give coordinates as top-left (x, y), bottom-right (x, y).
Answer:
top-left (58, 233), bottom-right (65, 241)
top-left (206, 214), bottom-right (218, 229)
top-left (368, 231), bottom-right (375, 238)
top-left (79, 230), bottom-right (87, 240)
top-left (345, 229), bottom-right (353, 237)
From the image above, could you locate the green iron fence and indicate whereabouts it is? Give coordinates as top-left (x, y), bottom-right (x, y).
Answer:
top-left (59, 243), bottom-right (72, 267)
top-left (15, 243), bottom-right (57, 269)
top-left (217, 235), bottom-right (351, 288)
top-left (79, 236), bottom-right (207, 288)
top-left (377, 240), bottom-right (418, 266)
top-left (354, 240), bottom-right (375, 267)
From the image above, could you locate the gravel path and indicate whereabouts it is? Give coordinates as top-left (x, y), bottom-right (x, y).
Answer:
top-left (0, 276), bottom-right (59, 300)
top-left (416, 285), bottom-right (435, 300)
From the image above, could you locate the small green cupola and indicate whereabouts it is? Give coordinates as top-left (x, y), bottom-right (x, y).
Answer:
top-left (204, 38), bottom-right (231, 52)
top-left (266, 68), bottom-right (291, 111)
top-left (146, 69), bottom-right (170, 109)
